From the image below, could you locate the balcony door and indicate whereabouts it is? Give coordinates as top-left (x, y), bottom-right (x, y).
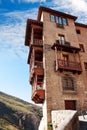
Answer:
top-left (58, 35), bottom-right (65, 45)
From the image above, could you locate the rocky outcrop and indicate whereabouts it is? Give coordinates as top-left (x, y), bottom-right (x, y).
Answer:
top-left (0, 91), bottom-right (42, 130)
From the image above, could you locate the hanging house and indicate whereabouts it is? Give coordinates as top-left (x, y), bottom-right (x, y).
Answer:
top-left (25, 6), bottom-right (87, 130)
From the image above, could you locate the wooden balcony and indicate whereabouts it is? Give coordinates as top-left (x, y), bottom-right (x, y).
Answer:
top-left (30, 61), bottom-right (44, 84)
top-left (55, 59), bottom-right (82, 74)
top-left (32, 61), bottom-right (43, 74)
top-left (32, 89), bottom-right (45, 103)
top-left (31, 39), bottom-right (43, 46)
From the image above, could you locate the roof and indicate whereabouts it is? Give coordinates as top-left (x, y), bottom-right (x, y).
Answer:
top-left (25, 19), bottom-right (43, 46)
top-left (37, 6), bottom-right (77, 21)
top-left (75, 22), bottom-right (87, 28)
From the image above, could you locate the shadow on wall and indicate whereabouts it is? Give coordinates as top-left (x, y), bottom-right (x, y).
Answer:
top-left (79, 121), bottom-right (87, 130)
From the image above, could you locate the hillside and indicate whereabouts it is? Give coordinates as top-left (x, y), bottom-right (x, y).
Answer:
top-left (0, 91), bottom-right (42, 130)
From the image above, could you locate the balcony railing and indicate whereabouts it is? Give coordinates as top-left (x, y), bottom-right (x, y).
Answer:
top-left (30, 60), bottom-right (43, 74)
top-left (51, 40), bottom-right (80, 53)
top-left (56, 40), bottom-right (70, 46)
top-left (55, 59), bottom-right (82, 73)
top-left (31, 39), bottom-right (43, 46)
top-left (34, 61), bottom-right (43, 68)
top-left (30, 61), bottom-right (43, 84)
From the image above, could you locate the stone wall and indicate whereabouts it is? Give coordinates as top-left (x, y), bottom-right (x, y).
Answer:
top-left (51, 110), bottom-right (79, 130)
top-left (41, 10), bottom-right (87, 130)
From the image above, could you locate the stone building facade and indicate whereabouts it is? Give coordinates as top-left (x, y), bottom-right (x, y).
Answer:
top-left (25, 6), bottom-right (87, 130)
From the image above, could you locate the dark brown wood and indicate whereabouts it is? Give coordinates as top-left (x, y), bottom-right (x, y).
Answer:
top-left (51, 41), bottom-right (80, 53)
top-left (32, 89), bottom-right (45, 103)
top-left (55, 59), bottom-right (82, 73)
top-left (65, 100), bottom-right (76, 110)
top-left (25, 19), bottom-right (43, 46)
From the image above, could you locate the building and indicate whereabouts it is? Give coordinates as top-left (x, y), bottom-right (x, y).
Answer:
top-left (25, 6), bottom-right (87, 130)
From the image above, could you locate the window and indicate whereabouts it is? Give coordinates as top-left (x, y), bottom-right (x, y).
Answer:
top-left (59, 17), bottom-right (62, 24)
top-left (50, 14), bottom-right (68, 28)
top-left (55, 16), bottom-right (59, 23)
top-left (56, 16), bottom-right (63, 28)
top-left (62, 75), bottom-right (75, 91)
top-left (63, 18), bottom-right (68, 25)
top-left (76, 29), bottom-right (81, 34)
top-left (79, 44), bottom-right (85, 52)
top-left (50, 15), bottom-right (55, 22)
top-left (84, 62), bottom-right (87, 70)
top-left (58, 35), bottom-right (65, 45)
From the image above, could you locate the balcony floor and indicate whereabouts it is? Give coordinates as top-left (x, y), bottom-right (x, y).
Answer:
top-left (32, 89), bottom-right (45, 104)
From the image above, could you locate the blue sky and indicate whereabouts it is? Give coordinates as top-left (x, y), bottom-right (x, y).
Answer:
top-left (0, 0), bottom-right (87, 103)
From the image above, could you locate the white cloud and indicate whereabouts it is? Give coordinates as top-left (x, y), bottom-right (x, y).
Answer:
top-left (48, 0), bottom-right (87, 24)
top-left (1, 0), bottom-right (87, 59)
top-left (0, 8), bottom-right (38, 59)
top-left (52, 0), bottom-right (87, 12)
top-left (68, 0), bottom-right (87, 12)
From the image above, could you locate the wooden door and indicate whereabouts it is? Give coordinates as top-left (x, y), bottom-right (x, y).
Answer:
top-left (65, 100), bottom-right (76, 110)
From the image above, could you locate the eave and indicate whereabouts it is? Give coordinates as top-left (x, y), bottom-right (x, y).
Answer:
top-left (37, 6), bottom-right (77, 22)
top-left (75, 22), bottom-right (87, 28)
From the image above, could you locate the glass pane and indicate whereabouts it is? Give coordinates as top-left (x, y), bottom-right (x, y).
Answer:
top-left (56, 16), bottom-right (59, 23)
top-left (63, 18), bottom-right (67, 25)
top-left (50, 15), bottom-right (55, 22)
top-left (59, 17), bottom-right (62, 24)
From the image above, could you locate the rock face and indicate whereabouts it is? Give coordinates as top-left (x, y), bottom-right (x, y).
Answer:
top-left (0, 91), bottom-right (42, 130)
top-left (21, 114), bottom-right (40, 130)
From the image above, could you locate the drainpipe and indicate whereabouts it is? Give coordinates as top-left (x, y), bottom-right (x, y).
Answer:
top-left (55, 46), bottom-right (58, 71)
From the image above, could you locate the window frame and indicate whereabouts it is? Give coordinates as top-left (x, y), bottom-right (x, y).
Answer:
top-left (63, 18), bottom-right (68, 25)
top-left (58, 34), bottom-right (65, 45)
top-left (62, 75), bottom-right (75, 91)
top-left (50, 14), bottom-right (68, 27)
top-left (50, 14), bottom-right (55, 22)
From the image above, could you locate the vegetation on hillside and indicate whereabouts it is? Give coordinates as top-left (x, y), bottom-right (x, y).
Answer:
top-left (0, 91), bottom-right (42, 130)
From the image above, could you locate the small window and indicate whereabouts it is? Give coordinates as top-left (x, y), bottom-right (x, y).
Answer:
top-left (62, 75), bottom-right (75, 91)
top-left (84, 62), bottom-right (87, 70)
top-left (79, 44), bottom-right (85, 52)
top-left (76, 29), bottom-right (81, 34)
top-left (55, 16), bottom-right (59, 23)
top-left (56, 17), bottom-right (63, 28)
top-left (59, 17), bottom-right (62, 25)
top-left (63, 18), bottom-right (68, 25)
top-left (50, 15), bottom-right (55, 22)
